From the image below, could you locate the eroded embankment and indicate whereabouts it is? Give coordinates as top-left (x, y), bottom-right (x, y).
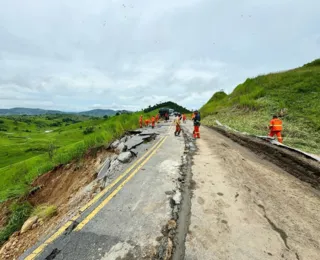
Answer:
top-left (0, 130), bottom-right (158, 260)
top-left (210, 126), bottom-right (320, 190)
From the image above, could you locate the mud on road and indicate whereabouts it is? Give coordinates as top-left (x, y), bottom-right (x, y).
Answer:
top-left (183, 123), bottom-right (320, 260)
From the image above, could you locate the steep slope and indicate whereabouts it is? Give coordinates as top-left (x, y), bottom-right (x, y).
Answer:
top-left (200, 59), bottom-right (320, 154)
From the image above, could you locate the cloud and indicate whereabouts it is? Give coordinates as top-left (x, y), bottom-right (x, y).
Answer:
top-left (0, 0), bottom-right (319, 111)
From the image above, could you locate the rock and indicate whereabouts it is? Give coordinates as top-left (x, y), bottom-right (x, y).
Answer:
top-left (115, 142), bottom-right (127, 154)
top-left (120, 136), bottom-right (128, 143)
top-left (111, 140), bottom-right (120, 149)
top-left (21, 216), bottom-right (38, 234)
top-left (173, 191), bottom-right (182, 205)
top-left (31, 223), bottom-right (38, 229)
top-left (97, 158), bottom-right (111, 179)
top-left (108, 159), bottom-right (120, 172)
top-left (0, 243), bottom-right (8, 255)
top-left (11, 232), bottom-right (19, 237)
top-left (130, 149), bottom-right (138, 156)
top-left (117, 152), bottom-right (132, 163)
top-left (125, 136), bottom-right (145, 150)
top-left (165, 190), bottom-right (174, 196)
top-left (166, 238), bottom-right (173, 260)
top-left (167, 220), bottom-right (176, 230)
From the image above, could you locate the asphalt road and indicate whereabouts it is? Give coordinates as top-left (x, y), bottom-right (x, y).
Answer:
top-left (21, 120), bottom-right (184, 260)
top-left (20, 119), bottom-right (320, 260)
top-left (182, 122), bottom-right (320, 260)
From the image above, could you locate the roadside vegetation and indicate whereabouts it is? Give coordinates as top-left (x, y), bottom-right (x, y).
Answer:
top-left (0, 112), bottom-right (157, 202)
top-left (0, 110), bottom-right (159, 245)
top-left (200, 59), bottom-right (320, 154)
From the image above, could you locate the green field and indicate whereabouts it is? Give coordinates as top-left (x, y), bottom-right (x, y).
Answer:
top-left (200, 59), bottom-right (320, 154)
top-left (0, 112), bottom-right (155, 202)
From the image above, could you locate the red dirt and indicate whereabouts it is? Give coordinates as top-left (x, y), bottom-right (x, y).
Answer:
top-left (0, 148), bottom-right (112, 260)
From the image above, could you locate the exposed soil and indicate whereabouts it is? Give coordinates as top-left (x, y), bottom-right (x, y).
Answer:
top-left (210, 126), bottom-right (320, 189)
top-left (0, 147), bottom-right (112, 260)
top-left (0, 200), bottom-right (12, 229)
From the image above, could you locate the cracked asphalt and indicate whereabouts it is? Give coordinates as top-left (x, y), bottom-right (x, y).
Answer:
top-left (20, 119), bottom-right (320, 260)
top-left (21, 120), bottom-right (185, 260)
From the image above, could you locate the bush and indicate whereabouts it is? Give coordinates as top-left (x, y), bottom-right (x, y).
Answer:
top-left (0, 202), bottom-right (33, 244)
top-left (48, 143), bottom-right (57, 161)
top-left (32, 205), bottom-right (57, 220)
top-left (83, 126), bottom-right (95, 135)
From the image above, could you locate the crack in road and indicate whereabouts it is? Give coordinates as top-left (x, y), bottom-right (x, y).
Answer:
top-left (45, 248), bottom-right (61, 260)
top-left (171, 130), bottom-right (195, 260)
top-left (257, 204), bottom-right (290, 249)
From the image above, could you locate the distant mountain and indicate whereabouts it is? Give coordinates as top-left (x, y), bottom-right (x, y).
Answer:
top-left (78, 109), bottom-right (117, 117)
top-left (0, 107), bottom-right (64, 116)
top-left (0, 108), bottom-right (126, 117)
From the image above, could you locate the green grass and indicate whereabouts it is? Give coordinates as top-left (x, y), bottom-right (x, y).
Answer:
top-left (0, 112), bottom-right (156, 202)
top-left (32, 205), bottom-right (57, 220)
top-left (200, 59), bottom-right (320, 154)
top-left (0, 202), bottom-right (33, 245)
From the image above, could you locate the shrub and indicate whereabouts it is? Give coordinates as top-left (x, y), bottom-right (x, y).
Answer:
top-left (32, 205), bottom-right (57, 220)
top-left (0, 202), bottom-right (33, 244)
top-left (83, 126), bottom-right (95, 135)
top-left (48, 143), bottom-right (57, 161)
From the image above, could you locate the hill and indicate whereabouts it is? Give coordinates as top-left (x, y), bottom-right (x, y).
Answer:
top-left (0, 108), bottom-right (119, 117)
top-left (200, 58), bottom-right (320, 154)
top-left (0, 108), bottom-right (64, 116)
top-left (78, 109), bottom-right (117, 117)
top-left (143, 101), bottom-right (191, 114)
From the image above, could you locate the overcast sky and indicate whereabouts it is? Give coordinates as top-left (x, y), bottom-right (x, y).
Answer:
top-left (0, 0), bottom-right (319, 111)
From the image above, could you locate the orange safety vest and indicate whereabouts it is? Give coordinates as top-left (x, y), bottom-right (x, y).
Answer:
top-left (139, 116), bottom-right (143, 122)
top-left (151, 117), bottom-right (155, 123)
top-left (269, 118), bottom-right (283, 131)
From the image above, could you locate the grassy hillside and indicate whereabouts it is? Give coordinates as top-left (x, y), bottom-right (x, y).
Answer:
top-left (0, 112), bottom-right (156, 202)
top-left (0, 115), bottom-right (97, 168)
top-left (200, 59), bottom-right (320, 154)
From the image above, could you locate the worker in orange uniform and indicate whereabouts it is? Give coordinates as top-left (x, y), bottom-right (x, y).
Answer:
top-left (151, 116), bottom-right (156, 129)
top-left (139, 115), bottom-right (143, 128)
top-left (192, 110), bottom-right (201, 138)
top-left (145, 119), bottom-right (150, 127)
top-left (174, 114), bottom-right (181, 136)
top-left (155, 114), bottom-right (159, 124)
top-left (269, 115), bottom-right (283, 143)
top-left (182, 114), bottom-right (186, 123)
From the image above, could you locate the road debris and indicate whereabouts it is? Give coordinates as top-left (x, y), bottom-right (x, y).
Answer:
top-left (117, 152), bottom-right (133, 163)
